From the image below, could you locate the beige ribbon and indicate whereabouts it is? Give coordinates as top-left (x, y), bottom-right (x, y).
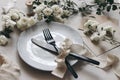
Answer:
top-left (0, 54), bottom-right (20, 80)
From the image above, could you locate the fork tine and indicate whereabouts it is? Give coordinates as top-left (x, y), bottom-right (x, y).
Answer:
top-left (43, 29), bottom-right (53, 40)
top-left (43, 29), bottom-right (52, 41)
top-left (43, 29), bottom-right (48, 41)
top-left (45, 29), bottom-right (51, 40)
top-left (45, 29), bottom-right (52, 40)
top-left (47, 29), bottom-right (53, 39)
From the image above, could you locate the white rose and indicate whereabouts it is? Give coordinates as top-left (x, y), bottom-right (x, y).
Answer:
top-left (43, 7), bottom-right (53, 16)
top-left (98, 25), bottom-right (115, 36)
top-left (52, 5), bottom-right (63, 16)
top-left (17, 17), bottom-right (28, 31)
top-left (54, 8), bottom-right (63, 16)
top-left (90, 32), bottom-right (100, 42)
top-left (34, 3), bottom-right (46, 14)
top-left (9, 12), bottom-right (20, 20)
top-left (104, 26), bottom-right (115, 36)
top-left (17, 17), bottom-right (36, 31)
top-left (102, 26), bottom-right (114, 32)
top-left (84, 20), bottom-right (99, 31)
top-left (2, 15), bottom-right (11, 21)
top-left (0, 35), bottom-right (8, 46)
top-left (99, 31), bottom-right (106, 40)
top-left (5, 19), bottom-right (16, 30)
top-left (27, 17), bottom-right (36, 27)
top-left (51, 5), bottom-right (60, 11)
top-left (54, 15), bottom-right (64, 23)
top-left (9, 9), bottom-right (24, 20)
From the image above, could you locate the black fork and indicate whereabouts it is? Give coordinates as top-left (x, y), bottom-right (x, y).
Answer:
top-left (43, 28), bottom-right (78, 78)
top-left (43, 29), bottom-right (59, 52)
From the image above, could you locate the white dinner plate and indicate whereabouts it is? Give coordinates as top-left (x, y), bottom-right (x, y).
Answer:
top-left (17, 21), bottom-right (83, 71)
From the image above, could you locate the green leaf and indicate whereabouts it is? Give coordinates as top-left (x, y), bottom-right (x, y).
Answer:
top-left (96, 11), bottom-right (101, 15)
top-left (97, 8), bottom-right (101, 11)
top-left (44, 1), bottom-right (47, 5)
top-left (106, 6), bottom-right (111, 12)
top-left (112, 5), bottom-right (117, 10)
top-left (36, 2), bottom-right (41, 5)
top-left (79, 8), bottom-right (82, 11)
top-left (107, 0), bottom-right (114, 4)
top-left (33, 6), bottom-right (36, 9)
top-left (1, 27), bottom-right (13, 38)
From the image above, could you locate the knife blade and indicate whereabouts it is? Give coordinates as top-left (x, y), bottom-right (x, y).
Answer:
top-left (31, 38), bottom-right (100, 65)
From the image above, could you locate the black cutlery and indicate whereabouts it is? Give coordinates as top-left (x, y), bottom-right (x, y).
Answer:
top-left (43, 28), bottom-right (78, 78)
top-left (31, 38), bottom-right (100, 65)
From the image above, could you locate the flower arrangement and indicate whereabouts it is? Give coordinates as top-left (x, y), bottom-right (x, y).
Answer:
top-left (0, 8), bottom-right (36, 45)
top-left (31, 0), bottom-right (79, 23)
top-left (0, 0), bottom-right (119, 46)
top-left (83, 19), bottom-right (120, 45)
top-left (78, 0), bottom-right (120, 16)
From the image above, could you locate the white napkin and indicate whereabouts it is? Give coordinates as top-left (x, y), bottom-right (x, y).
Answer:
top-left (51, 38), bottom-right (90, 78)
top-left (51, 38), bottom-right (120, 78)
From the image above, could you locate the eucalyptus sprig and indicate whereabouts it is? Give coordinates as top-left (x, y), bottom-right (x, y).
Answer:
top-left (0, 27), bottom-right (13, 38)
top-left (77, 0), bottom-right (120, 16)
top-left (95, 0), bottom-right (120, 15)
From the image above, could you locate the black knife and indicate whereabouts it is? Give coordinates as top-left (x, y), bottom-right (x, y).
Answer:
top-left (31, 38), bottom-right (100, 65)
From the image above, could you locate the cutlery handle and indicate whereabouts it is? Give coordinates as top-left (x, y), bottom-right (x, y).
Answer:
top-left (65, 58), bottom-right (78, 78)
top-left (69, 53), bottom-right (100, 65)
top-left (53, 45), bottom-right (78, 78)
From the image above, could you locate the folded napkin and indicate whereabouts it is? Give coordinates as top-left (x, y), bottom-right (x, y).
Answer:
top-left (51, 38), bottom-right (120, 78)
top-left (0, 54), bottom-right (20, 80)
top-left (51, 38), bottom-right (91, 78)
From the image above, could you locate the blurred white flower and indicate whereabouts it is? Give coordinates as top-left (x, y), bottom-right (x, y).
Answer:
top-left (102, 26), bottom-right (115, 35)
top-left (27, 17), bottom-right (36, 27)
top-left (55, 15), bottom-right (64, 23)
top-left (17, 17), bottom-right (28, 31)
top-left (84, 20), bottom-right (99, 31)
top-left (8, 9), bottom-right (24, 20)
top-left (90, 32), bottom-right (100, 42)
top-left (54, 8), bottom-right (63, 16)
top-left (9, 12), bottom-right (19, 20)
top-left (17, 17), bottom-right (36, 31)
top-left (5, 19), bottom-right (16, 30)
top-left (51, 5), bottom-right (60, 11)
top-left (99, 31), bottom-right (106, 40)
top-left (34, 3), bottom-right (46, 14)
top-left (0, 35), bottom-right (8, 46)
top-left (98, 25), bottom-right (115, 37)
top-left (43, 7), bottom-right (53, 16)
top-left (2, 15), bottom-right (11, 21)
top-left (51, 5), bottom-right (63, 16)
